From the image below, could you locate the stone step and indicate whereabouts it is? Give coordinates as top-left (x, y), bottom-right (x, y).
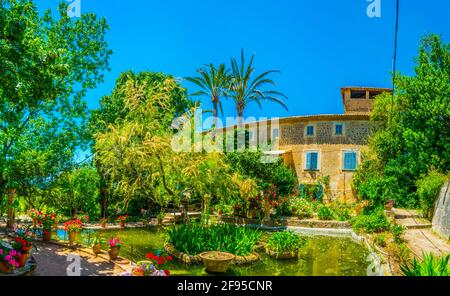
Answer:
top-left (395, 214), bottom-right (422, 219)
top-left (403, 223), bottom-right (432, 230)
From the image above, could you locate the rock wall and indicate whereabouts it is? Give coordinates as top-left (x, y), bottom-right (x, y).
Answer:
top-left (432, 180), bottom-right (450, 240)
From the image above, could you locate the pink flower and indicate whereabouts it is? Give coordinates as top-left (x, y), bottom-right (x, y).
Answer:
top-left (0, 249), bottom-right (3, 255)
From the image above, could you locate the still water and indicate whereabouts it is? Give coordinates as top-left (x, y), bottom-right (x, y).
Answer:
top-left (55, 227), bottom-right (370, 276)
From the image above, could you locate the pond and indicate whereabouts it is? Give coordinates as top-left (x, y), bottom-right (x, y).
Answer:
top-left (54, 227), bottom-right (371, 276)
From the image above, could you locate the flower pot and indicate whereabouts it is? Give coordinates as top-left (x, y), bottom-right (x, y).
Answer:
top-left (199, 251), bottom-right (235, 273)
top-left (32, 218), bottom-right (37, 228)
top-left (53, 221), bottom-right (58, 229)
top-left (42, 231), bottom-right (52, 241)
top-left (0, 261), bottom-right (13, 274)
top-left (266, 248), bottom-right (299, 260)
top-left (108, 246), bottom-right (120, 260)
top-left (101, 221), bottom-right (106, 228)
top-left (132, 267), bottom-right (145, 276)
top-left (68, 232), bottom-right (78, 246)
top-left (18, 253), bottom-right (30, 268)
top-left (120, 221), bottom-right (125, 228)
top-left (92, 244), bottom-right (102, 255)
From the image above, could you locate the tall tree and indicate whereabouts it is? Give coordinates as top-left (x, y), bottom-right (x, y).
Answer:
top-left (353, 34), bottom-right (450, 208)
top-left (0, 0), bottom-right (111, 223)
top-left (185, 64), bottom-right (229, 129)
top-left (229, 50), bottom-right (288, 126)
top-left (90, 71), bottom-right (192, 216)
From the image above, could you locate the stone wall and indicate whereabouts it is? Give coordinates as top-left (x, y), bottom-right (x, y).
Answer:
top-left (432, 180), bottom-right (450, 240)
top-left (279, 119), bottom-right (371, 202)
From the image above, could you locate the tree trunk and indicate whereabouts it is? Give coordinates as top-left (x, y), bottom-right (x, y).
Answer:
top-left (237, 105), bottom-right (244, 127)
top-left (7, 188), bottom-right (16, 229)
top-left (99, 185), bottom-right (107, 218)
top-left (212, 98), bottom-right (218, 130)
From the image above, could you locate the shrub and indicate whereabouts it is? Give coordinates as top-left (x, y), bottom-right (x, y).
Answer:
top-left (165, 223), bottom-right (261, 256)
top-left (351, 208), bottom-right (389, 233)
top-left (390, 224), bottom-right (405, 244)
top-left (290, 198), bottom-right (314, 219)
top-left (266, 231), bottom-right (307, 256)
top-left (416, 172), bottom-right (446, 218)
top-left (375, 234), bottom-right (387, 247)
top-left (401, 253), bottom-right (450, 276)
top-left (317, 205), bottom-right (334, 221)
top-left (329, 202), bottom-right (354, 221)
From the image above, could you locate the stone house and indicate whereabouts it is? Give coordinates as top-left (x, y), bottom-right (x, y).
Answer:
top-left (223, 87), bottom-right (392, 202)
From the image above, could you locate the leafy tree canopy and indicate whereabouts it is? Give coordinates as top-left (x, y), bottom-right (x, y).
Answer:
top-left (354, 34), bottom-right (449, 208)
top-left (0, 0), bottom-right (111, 197)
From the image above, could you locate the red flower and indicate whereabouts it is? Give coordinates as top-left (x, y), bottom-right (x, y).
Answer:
top-left (146, 252), bottom-right (154, 259)
top-left (167, 255), bottom-right (172, 261)
top-left (164, 270), bottom-right (170, 276)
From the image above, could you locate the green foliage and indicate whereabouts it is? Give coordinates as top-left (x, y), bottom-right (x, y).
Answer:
top-left (416, 171), bottom-right (447, 218)
top-left (317, 205), bottom-right (334, 221)
top-left (225, 149), bottom-right (297, 197)
top-left (401, 253), bottom-right (450, 276)
top-left (353, 34), bottom-right (450, 208)
top-left (0, 0), bottom-right (111, 199)
top-left (390, 224), bottom-right (405, 244)
top-left (351, 208), bottom-right (389, 233)
top-left (228, 50), bottom-right (287, 123)
top-left (329, 202), bottom-right (354, 221)
top-left (374, 234), bottom-right (387, 248)
top-left (289, 198), bottom-right (314, 219)
top-left (165, 223), bottom-right (261, 256)
top-left (266, 231), bottom-right (307, 255)
top-left (49, 166), bottom-right (100, 218)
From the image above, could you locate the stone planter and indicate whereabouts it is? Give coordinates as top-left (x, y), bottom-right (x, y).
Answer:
top-left (266, 247), bottom-right (299, 260)
top-left (108, 246), bottom-right (120, 260)
top-left (0, 261), bottom-right (12, 274)
top-left (199, 251), bottom-right (235, 273)
top-left (92, 244), bottom-right (102, 255)
top-left (42, 231), bottom-right (52, 241)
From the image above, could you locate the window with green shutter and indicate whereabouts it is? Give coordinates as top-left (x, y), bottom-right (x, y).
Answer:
top-left (305, 151), bottom-right (319, 170)
top-left (343, 151), bottom-right (357, 171)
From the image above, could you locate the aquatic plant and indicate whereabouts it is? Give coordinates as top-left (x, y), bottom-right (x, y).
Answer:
top-left (165, 223), bottom-right (261, 256)
top-left (266, 231), bottom-right (306, 256)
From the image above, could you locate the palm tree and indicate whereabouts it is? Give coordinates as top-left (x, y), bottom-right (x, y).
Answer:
top-left (229, 50), bottom-right (287, 126)
top-left (185, 64), bottom-right (230, 130)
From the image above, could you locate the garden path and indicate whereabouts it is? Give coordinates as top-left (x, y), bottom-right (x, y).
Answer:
top-left (393, 208), bottom-right (450, 259)
top-left (31, 241), bottom-right (124, 276)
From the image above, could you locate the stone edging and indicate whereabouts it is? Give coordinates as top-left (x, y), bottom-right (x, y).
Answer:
top-left (164, 243), bottom-right (260, 265)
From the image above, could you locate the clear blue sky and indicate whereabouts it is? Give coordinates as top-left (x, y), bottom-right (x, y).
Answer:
top-left (35, 0), bottom-right (449, 121)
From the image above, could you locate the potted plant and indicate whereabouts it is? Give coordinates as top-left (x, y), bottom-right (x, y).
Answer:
top-left (0, 246), bottom-right (20, 273)
top-left (12, 226), bottom-right (33, 268)
top-left (117, 215), bottom-right (128, 228)
top-left (92, 235), bottom-right (105, 255)
top-left (30, 209), bottom-right (42, 228)
top-left (199, 251), bottom-right (235, 273)
top-left (266, 231), bottom-right (306, 259)
top-left (108, 238), bottom-right (122, 260)
top-left (64, 219), bottom-right (83, 246)
top-left (385, 199), bottom-right (395, 210)
top-left (100, 218), bottom-right (108, 228)
top-left (38, 213), bottom-right (56, 241)
top-left (136, 252), bottom-right (172, 276)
